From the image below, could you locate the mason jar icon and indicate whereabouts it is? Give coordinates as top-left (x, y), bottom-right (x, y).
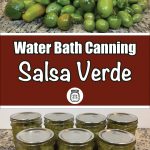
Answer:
top-left (70, 90), bottom-right (80, 102)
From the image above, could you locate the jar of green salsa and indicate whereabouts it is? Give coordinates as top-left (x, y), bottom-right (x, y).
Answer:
top-left (97, 129), bottom-right (136, 150)
top-left (16, 128), bottom-right (55, 150)
top-left (107, 113), bottom-right (138, 134)
top-left (76, 113), bottom-right (106, 150)
top-left (44, 113), bottom-right (74, 137)
top-left (58, 128), bottom-right (95, 150)
top-left (10, 112), bottom-right (42, 141)
top-left (76, 113), bottom-right (106, 134)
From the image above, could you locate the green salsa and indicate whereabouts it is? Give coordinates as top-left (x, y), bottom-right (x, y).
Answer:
top-left (44, 113), bottom-right (74, 137)
top-left (10, 112), bottom-right (42, 142)
top-left (97, 129), bottom-right (136, 150)
top-left (107, 113), bottom-right (138, 135)
top-left (76, 113), bottom-right (106, 150)
top-left (76, 113), bottom-right (106, 134)
top-left (58, 128), bottom-right (94, 150)
top-left (16, 128), bottom-right (55, 150)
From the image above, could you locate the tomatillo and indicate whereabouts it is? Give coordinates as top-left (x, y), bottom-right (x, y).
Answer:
top-left (44, 12), bottom-right (58, 28)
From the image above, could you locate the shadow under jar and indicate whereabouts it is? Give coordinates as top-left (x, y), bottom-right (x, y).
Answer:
top-left (97, 129), bottom-right (136, 150)
top-left (107, 113), bottom-right (138, 135)
top-left (44, 112), bottom-right (74, 137)
top-left (58, 128), bottom-right (95, 150)
top-left (10, 112), bottom-right (42, 142)
top-left (16, 128), bottom-right (55, 150)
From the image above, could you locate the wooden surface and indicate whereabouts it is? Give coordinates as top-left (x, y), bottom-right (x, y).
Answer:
top-left (0, 1), bottom-right (150, 33)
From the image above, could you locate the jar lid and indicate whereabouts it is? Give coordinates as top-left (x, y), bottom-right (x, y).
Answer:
top-left (59, 128), bottom-right (94, 144)
top-left (10, 112), bottom-right (41, 123)
top-left (107, 113), bottom-right (138, 124)
top-left (16, 128), bottom-right (54, 144)
top-left (71, 90), bottom-right (79, 93)
top-left (76, 113), bottom-right (106, 124)
top-left (98, 129), bottom-right (136, 145)
top-left (44, 113), bottom-right (74, 122)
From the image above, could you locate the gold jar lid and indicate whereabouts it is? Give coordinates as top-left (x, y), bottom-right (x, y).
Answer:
top-left (59, 128), bottom-right (94, 145)
top-left (44, 112), bottom-right (74, 123)
top-left (76, 113), bottom-right (106, 125)
top-left (98, 129), bottom-right (136, 146)
top-left (16, 128), bottom-right (54, 144)
top-left (10, 112), bottom-right (41, 123)
top-left (107, 113), bottom-right (138, 124)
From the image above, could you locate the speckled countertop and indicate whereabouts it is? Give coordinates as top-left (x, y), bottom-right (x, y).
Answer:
top-left (0, 129), bottom-right (150, 150)
top-left (0, 1), bottom-right (150, 33)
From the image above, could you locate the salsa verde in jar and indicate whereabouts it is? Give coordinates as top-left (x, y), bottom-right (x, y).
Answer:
top-left (10, 112), bottom-right (42, 141)
top-left (107, 113), bottom-right (138, 134)
top-left (44, 113), bottom-right (74, 136)
top-left (58, 128), bottom-right (95, 150)
top-left (76, 113), bottom-right (106, 134)
top-left (97, 129), bottom-right (136, 150)
top-left (16, 128), bottom-right (55, 150)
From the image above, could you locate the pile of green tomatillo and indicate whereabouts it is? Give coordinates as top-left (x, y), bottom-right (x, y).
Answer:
top-left (5, 0), bottom-right (149, 32)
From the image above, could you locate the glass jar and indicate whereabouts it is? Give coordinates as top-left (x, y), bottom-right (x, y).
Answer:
top-left (97, 129), bottom-right (136, 150)
top-left (58, 128), bottom-right (95, 150)
top-left (10, 112), bottom-right (42, 141)
top-left (76, 113), bottom-right (106, 134)
top-left (76, 113), bottom-right (106, 150)
top-left (44, 113), bottom-right (74, 137)
top-left (16, 128), bottom-right (55, 150)
top-left (107, 113), bottom-right (138, 134)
